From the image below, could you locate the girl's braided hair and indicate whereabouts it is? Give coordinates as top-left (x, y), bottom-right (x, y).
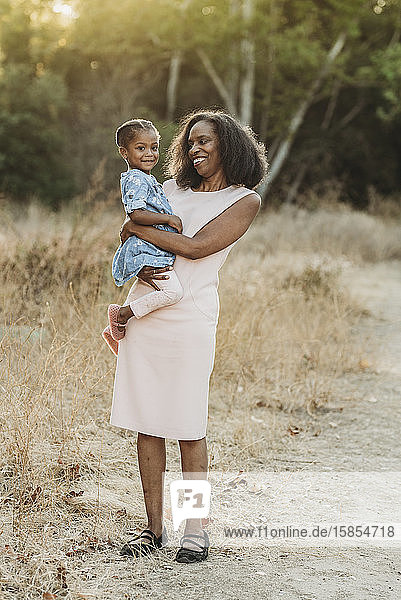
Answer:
top-left (115, 119), bottom-right (160, 148)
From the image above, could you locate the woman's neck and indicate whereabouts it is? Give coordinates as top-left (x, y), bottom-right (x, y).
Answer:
top-left (194, 172), bottom-right (228, 192)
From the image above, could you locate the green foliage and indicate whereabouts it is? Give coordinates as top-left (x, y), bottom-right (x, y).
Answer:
top-left (365, 45), bottom-right (401, 122)
top-left (0, 64), bottom-right (74, 203)
top-left (0, 0), bottom-right (400, 205)
top-left (0, 2), bottom-right (31, 64)
top-left (0, 0), bottom-right (74, 204)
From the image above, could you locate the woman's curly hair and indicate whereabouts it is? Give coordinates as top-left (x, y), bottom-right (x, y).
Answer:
top-left (166, 109), bottom-right (269, 190)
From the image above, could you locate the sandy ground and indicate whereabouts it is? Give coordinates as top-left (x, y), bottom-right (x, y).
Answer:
top-left (85, 260), bottom-right (401, 600)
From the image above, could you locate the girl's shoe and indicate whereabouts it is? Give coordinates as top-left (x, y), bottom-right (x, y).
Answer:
top-left (174, 530), bottom-right (209, 563)
top-left (120, 527), bottom-right (168, 558)
top-left (108, 304), bottom-right (127, 341)
top-left (102, 326), bottom-right (119, 356)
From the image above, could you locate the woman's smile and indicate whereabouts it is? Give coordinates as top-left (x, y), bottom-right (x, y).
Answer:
top-left (188, 120), bottom-right (222, 179)
top-left (193, 157), bottom-right (207, 167)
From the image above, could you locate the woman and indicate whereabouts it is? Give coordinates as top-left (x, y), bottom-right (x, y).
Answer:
top-left (110, 109), bottom-right (268, 563)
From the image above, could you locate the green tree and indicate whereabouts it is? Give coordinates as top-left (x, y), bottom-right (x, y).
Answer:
top-left (0, 0), bottom-right (74, 203)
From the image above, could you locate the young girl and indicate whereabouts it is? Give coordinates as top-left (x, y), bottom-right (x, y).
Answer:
top-left (102, 119), bottom-right (184, 355)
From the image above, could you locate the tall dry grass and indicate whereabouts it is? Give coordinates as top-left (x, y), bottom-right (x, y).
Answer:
top-left (0, 191), bottom-right (399, 598)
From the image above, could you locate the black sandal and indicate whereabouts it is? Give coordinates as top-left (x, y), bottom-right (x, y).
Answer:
top-left (174, 530), bottom-right (209, 563)
top-left (120, 527), bottom-right (167, 557)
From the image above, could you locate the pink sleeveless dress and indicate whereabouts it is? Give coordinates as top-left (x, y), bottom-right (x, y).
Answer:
top-left (110, 179), bottom-right (260, 440)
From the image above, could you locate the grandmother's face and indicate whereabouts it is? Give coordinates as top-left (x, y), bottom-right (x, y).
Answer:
top-left (188, 120), bottom-right (223, 179)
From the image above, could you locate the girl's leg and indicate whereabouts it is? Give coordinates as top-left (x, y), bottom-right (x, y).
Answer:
top-left (137, 433), bottom-right (166, 539)
top-left (178, 437), bottom-right (208, 550)
top-left (115, 269), bottom-right (183, 331)
top-left (129, 269), bottom-right (183, 319)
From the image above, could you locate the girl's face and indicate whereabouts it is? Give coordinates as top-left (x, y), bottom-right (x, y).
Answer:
top-left (119, 129), bottom-right (159, 173)
top-left (187, 120), bottom-right (223, 180)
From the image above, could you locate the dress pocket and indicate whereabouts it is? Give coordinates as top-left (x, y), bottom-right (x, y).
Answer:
top-left (188, 275), bottom-right (219, 322)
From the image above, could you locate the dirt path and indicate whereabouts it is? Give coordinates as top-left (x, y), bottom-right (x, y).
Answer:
top-left (266, 260), bottom-right (401, 473)
top-left (121, 260), bottom-right (400, 600)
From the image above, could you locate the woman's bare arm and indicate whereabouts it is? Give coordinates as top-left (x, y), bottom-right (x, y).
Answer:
top-left (120, 193), bottom-right (260, 259)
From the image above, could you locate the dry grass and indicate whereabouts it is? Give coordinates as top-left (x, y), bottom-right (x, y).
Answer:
top-left (249, 203), bottom-right (401, 263)
top-left (0, 193), bottom-right (399, 598)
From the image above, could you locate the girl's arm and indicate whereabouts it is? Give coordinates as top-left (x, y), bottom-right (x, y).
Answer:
top-left (129, 209), bottom-right (182, 232)
top-left (120, 193), bottom-right (260, 259)
top-left (121, 171), bottom-right (182, 232)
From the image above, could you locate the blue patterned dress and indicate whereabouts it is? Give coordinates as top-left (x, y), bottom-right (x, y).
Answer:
top-left (112, 169), bottom-right (176, 286)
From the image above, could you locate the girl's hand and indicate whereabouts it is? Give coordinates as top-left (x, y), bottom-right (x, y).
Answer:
top-left (168, 215), bottom-right (183, 233)
top-left (137, 266), bottom-right (173, 291)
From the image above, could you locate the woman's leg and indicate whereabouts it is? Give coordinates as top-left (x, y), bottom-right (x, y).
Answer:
top-left (137, 432), bottom-right (166, 539)
top-left (178, 437), bottom-right (208, 550)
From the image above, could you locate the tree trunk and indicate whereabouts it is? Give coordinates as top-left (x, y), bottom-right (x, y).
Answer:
top-left (285, 160), bottom-right (310, 204)
top-left (226, 0), bottom-right (241, 110)
top-left (166, 49), bottom-right (182, 121)
top-left (165, 0), bottom-right (190, 121)
top-left (321, 79), bottom-right (341, 130)
top-left (197, 49), bottom-right (237, 116)
top-left (283, 77), bottom-right (363, 205)
top-left (239, 0), bottom-right (255, 125)
top-left (258, 31), bottom-right (347, 201)
top-left (259, 0), bottom-right (280, 140)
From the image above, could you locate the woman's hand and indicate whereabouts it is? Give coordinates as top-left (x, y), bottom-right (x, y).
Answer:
top-left (136, 266), bottom-right (173, 291)
top-left (120, 218), bottom-right (136, 244)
